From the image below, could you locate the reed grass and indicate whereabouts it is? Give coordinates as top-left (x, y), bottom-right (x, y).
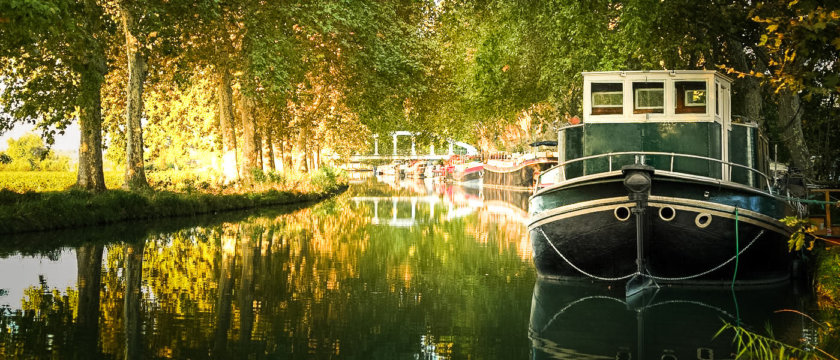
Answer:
top-left (715, 322), bottom-right (821, 359)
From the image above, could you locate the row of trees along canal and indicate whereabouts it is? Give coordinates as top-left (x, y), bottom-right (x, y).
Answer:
top-left (1, 0), bottom-right (839, 191)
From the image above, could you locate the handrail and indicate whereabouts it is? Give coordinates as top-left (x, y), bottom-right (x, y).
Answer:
top-left (542, 151), bottom-right (773, 192)
top-left (558, 123), bottom-right (585, 131)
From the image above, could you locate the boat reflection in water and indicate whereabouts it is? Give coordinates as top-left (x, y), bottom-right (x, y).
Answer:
top-left (529, 279), bottom-right (808, 359)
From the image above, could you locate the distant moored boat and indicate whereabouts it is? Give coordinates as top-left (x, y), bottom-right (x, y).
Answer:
top-left (484, 142), bottom-right (557, 190)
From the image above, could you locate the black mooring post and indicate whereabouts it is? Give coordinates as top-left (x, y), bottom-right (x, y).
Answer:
top-left (633, 201), bottom-right (645, 275)
top-left (622, 163), bottom-right (656, 298)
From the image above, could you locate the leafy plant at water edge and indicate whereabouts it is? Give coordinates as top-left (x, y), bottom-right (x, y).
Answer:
top-left (783, 216), bottom-right (818, 251)
top-left (715, 322), bottom-right (823, 359)
top-left (310, 166), bottom-right (346, 192)
top-left (812, 246), bottom-right (840, 355)
top-left (782, 216), bottom-right (840, 252)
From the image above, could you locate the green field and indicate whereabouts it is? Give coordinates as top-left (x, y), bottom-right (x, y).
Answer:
top-left (0, 169), bottom-right (341, 194)
top-left (0, 171), bottom-right (124, 192)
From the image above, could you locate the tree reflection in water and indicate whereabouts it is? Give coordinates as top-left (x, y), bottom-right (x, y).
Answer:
top-left (0, 182), bottom-right (536, 359)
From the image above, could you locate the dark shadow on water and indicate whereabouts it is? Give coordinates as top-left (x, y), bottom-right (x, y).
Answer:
top-left (529, 278), bottom-right (812, 359)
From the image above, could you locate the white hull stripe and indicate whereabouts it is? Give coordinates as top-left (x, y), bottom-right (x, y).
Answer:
top-left (528, 197), bottom-right (789, 235)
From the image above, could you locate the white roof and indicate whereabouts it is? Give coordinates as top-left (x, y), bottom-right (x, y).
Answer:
top-left (582, 70), bottom-right (733, 83)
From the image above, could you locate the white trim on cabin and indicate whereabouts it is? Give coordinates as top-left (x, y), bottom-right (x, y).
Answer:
top-left (582, 71), bottom-right (731, 124)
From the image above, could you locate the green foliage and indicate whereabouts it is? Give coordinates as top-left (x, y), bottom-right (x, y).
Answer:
top-left (0, 171), bottom-right (119, 192)
top-left (782, 216), bottom-right (818, 251)
top-left (749, 2), bottom-right (840, 97)
top-left (813, 246), bottom-right (840, 355)
top-left (715, 322), bottom-right (818, 359)
top-left (0, 0), bottom-right (111, 139)
top-left (0, 133), bottom-right (70, 171)
top-left (310, 166), bottom-right (346, 192)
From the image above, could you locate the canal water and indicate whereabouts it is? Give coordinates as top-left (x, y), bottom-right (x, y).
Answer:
top-left (0, 177), bottom-right (819, 359)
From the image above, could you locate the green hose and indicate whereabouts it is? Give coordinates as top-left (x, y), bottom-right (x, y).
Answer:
top-left (732, 207), bottom-right (740, 290)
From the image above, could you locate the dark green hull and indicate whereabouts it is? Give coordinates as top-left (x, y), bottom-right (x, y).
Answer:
top-left (529, 174), bottom-right (795, 285)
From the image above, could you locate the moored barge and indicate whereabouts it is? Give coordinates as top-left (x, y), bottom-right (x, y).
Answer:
top-left (529, 70), bottom-right (800, 288)
top-left (484, 145), bottom-right (557, 190)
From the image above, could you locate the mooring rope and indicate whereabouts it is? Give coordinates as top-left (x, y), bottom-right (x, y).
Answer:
top-left (779, 196), bottom-right (839, 206)
top-left (536, 226), bottom-right (765, 282)
top-left (537, 227), bottom-right (638, 281)
top-left (642, 230), bottom-right (763, 282)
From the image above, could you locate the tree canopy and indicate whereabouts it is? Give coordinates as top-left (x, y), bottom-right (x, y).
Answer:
top-left (1, 0), bottom-right (838, 186)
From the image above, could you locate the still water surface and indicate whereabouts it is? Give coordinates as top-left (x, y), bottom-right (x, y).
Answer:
top-left (0, 178), bottom-right (814, 359)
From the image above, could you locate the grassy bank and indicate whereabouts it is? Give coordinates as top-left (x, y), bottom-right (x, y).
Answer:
top-left (0, 167), bottom-right (347, 234)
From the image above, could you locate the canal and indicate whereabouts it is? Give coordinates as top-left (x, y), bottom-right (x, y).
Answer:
top-left (0, 178), bottom-right (820, 359)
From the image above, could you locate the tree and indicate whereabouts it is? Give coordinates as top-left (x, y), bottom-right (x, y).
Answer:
top-left (115, 0), bottom-right (151, 189)
top-left (1, 133), bottom-right (69, 171)
top-left (0, 0), bottom-right (112, 191)
top-left (749, 1), bottom-right (840, 97)
top-left (434, 0), bottom-right (834, 172)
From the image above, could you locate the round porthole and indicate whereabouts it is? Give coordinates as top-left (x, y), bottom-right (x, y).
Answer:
top-left (614, 206), bottom-right (631, 221)
top-left (695, 213), bottom-right (712, 228)
top-left (658, 206), bottom-right (676, 222)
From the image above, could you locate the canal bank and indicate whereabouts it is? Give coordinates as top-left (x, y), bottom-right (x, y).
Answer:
top-left (0, 184), bottom-right (348, 234)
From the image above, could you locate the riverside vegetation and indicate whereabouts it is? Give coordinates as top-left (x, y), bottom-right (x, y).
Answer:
top-left (0, 166), bottom-right (347, 234)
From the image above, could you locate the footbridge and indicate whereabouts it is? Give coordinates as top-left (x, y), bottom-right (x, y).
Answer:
top-left (350, 131), bottom-right (478, 161)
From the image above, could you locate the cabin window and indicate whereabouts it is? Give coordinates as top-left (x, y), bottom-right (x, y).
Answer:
top-left (591, 83), bottom-right (623, 115)
top-left (674, 81), bottom-right (707, 114)
top-left (633, 82), bottom-right (664, 113)
top-left (715, 84), bottom-right (720, 116)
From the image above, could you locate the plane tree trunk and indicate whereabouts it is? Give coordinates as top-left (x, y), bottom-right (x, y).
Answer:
top-left (776, 91), bottom-right (810, 172)
top-left (239, 94), bottom-right (260, 184)
top-left (218, 68), bottom-right (238, 184)
top-left (76, 63), bottom-right (107, 192)
top-left (119, 2), bottom-right (149, 190)
top-left (266, 129), bottom-right (276, 172)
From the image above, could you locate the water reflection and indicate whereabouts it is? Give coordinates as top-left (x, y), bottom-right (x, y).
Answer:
top-left (0, 179), bottom-right (818, 359)
top-left (0, 180), bottom-right (535, 359)
top-left (530, 279), bottom-right (809, 359)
